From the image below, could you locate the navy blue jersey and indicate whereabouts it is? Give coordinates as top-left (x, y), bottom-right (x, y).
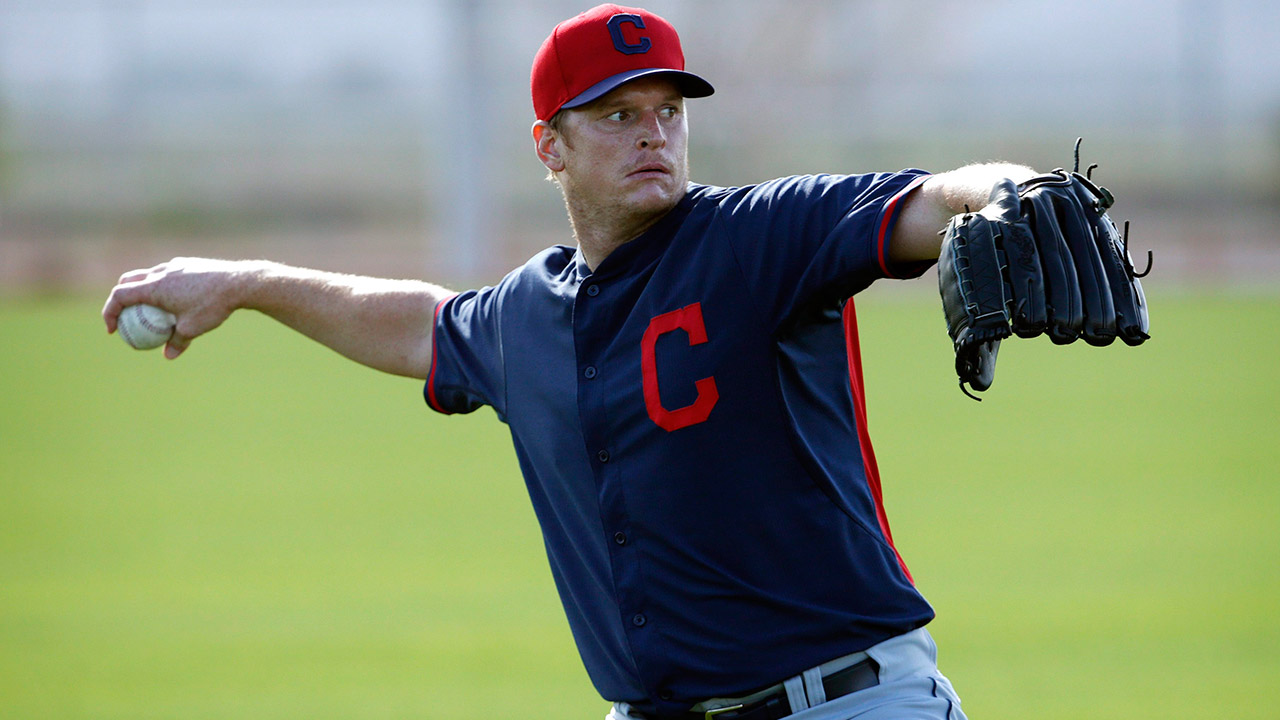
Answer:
top-left (426, 172), bottom-right (935, 713)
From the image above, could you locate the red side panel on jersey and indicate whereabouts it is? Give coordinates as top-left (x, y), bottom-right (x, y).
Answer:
top-left (843, 299), bottom-right (914, 584)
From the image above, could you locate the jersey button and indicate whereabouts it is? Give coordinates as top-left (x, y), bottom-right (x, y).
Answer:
top-left (584, 366), bottom-right (597, 379)
top-left (586, 284), bottom-right (600, 297)
top-left (597, 450), bottom-right (610, 463)
top-left (613, 531), bottom-right (627, 545)
top-left (632, 613), bottom-right (646, 627)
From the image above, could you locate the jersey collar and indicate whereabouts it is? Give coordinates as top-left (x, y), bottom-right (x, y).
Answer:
top-left (574, 185), bottom-right (702, 282)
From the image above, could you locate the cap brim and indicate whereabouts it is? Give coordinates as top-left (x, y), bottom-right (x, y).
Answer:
top-left (560, 68), bottom-right (715, 111)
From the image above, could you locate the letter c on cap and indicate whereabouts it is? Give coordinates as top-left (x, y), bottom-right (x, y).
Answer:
top-left (608, 14), bottom-right (652, 55)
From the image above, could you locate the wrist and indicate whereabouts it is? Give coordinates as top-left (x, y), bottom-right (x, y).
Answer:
top-left (226, 259), bottom-right (277, 313)
top-left (939, 163), bottom-right (1036, 215)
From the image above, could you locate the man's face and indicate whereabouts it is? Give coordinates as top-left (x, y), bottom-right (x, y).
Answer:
top-left (541, 77), bottom-right (690, 226)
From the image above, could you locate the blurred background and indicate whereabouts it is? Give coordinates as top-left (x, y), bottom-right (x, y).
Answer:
top-left (2, 2), bottom-right (1279, 719)
top-left (1, 0), bottom-right (1278, 291)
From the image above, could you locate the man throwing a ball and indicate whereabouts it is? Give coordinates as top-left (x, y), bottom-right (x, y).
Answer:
top-left (105, 5), bottom-right (1148, 719)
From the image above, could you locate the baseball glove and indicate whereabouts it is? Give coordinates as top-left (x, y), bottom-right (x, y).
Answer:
top-left (937, 145), bottom-right (1150, 399)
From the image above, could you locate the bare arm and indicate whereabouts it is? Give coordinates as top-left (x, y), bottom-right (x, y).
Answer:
top-left (889, 162), bottom-right (1038, 263)
top-left (102, 257), bottom-right (451, 379)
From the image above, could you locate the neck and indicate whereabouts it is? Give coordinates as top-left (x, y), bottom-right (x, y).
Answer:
top-left (565, 197), bottom-right (677, 272)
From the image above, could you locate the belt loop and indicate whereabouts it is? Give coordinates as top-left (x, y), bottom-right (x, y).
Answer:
top-left (802, 666), bottom-right (826, 705)
top-left (783, 676), bottom-right (809, 712)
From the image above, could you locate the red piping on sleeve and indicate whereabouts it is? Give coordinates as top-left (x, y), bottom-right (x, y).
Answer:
top-left (875, 174), bottom-right (931, 279)
top-left (425, 293), bottom-right (459, 415)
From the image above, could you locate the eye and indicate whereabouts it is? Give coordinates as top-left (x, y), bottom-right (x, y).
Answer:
top-left (605, 110), bottom-right (630, 123)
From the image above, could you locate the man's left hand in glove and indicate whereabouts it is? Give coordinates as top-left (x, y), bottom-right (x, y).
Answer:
top-left (936, 160), bottom-right (1151, 399)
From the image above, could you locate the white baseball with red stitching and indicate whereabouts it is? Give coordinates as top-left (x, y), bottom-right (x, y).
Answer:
top-left (118, 304), bottom-right (176, 350)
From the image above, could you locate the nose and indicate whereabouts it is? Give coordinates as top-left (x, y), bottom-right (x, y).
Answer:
top-left (636, 111), bottom-right (667, 150)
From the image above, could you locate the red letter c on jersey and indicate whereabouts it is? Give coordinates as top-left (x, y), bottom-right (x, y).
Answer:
top-left (641, 303), bottom-right (719, 432)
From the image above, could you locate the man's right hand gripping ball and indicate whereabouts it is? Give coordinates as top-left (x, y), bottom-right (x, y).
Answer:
top-left (937, 170), bottom-right (1151, 399)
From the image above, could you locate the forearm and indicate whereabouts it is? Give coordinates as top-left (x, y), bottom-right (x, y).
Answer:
top-left (104, 257), bottom-right (450, 379)
top-left (240, 262), bottom-right (450, 379)
top-left (890, 162), bottom-right (1037, 263)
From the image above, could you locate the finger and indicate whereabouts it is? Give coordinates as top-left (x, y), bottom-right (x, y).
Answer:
top-left (1000, 218), bottom-right (1047, 338)
top-left (1055, 189), bottom-right (1116, 346)
top-left (963, 338), bottom-right (1000, 393)
top-left (958, 215), bottom-right (1011, 338)
top-left (103, 259), bottom-right (178, 332)
top-left (165, 331), bottom-right (192, 360)
top-left (102, 285), bottom-right (135, 333)
top-left (118, 260), bottom-right (174, 285)
top-left (163, 310), bottom-right (208, 359)
top-left (1084, 199), bottom-right (1149, 346)
top-left (1124, 274), bottom-right (1151, 346)
top-left (117, 269), bottom-right (149, 286)
top-left (939, 212), bottom-right (1010, 397)
top-left (102, 280), bottom-right (156, 333)
top-left (1023, 192), bottom-right (1081, 344)
top-left (102, 293), bottom-right (119, 333)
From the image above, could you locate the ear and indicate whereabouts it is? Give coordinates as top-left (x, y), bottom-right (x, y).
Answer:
top-left (533, 121), bottom-right (566, 173)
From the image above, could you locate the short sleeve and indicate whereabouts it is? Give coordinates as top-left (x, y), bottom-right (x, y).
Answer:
top-left (713, 170), bottom-right (931, 331)
top-left (425, 283), bottom-right (507, 418)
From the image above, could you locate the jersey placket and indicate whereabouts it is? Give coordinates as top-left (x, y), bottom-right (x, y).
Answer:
top-left (571, 268), bottom-right (664, 701)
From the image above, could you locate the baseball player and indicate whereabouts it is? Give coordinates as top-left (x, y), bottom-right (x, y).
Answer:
top-left (103, 4), bottom-right (1148, 719)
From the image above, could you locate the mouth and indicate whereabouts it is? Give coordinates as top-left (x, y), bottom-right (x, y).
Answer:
top-left (628, 163), bottom-right (671, 179)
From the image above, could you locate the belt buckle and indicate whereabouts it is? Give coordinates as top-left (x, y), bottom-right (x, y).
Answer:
top-left (704, 704), bottom-right (744, 720)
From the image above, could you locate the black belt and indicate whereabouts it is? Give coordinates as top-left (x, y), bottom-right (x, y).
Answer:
top-left (636, 657), bottom-right (880, 720)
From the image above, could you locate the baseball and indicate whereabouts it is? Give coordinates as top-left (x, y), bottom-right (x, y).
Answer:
top-left (117, 304), bottom-right (176, 350)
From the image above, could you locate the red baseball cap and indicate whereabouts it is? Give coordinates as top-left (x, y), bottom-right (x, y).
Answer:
top-left (531, 4), bottom-right (714, 122)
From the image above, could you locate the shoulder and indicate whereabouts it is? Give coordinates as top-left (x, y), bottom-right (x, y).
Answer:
top-left (516, 245), bottom-right (577, 281)
top-left (442, 244), bottom-right (576, 315)
top-left (688, 174), bottom-right (910, 213)
top-left (494, 245), bottom-right (578, 295)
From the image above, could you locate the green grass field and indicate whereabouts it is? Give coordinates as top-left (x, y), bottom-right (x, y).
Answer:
top-left (2, 288), bottom-right (1277, 719)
